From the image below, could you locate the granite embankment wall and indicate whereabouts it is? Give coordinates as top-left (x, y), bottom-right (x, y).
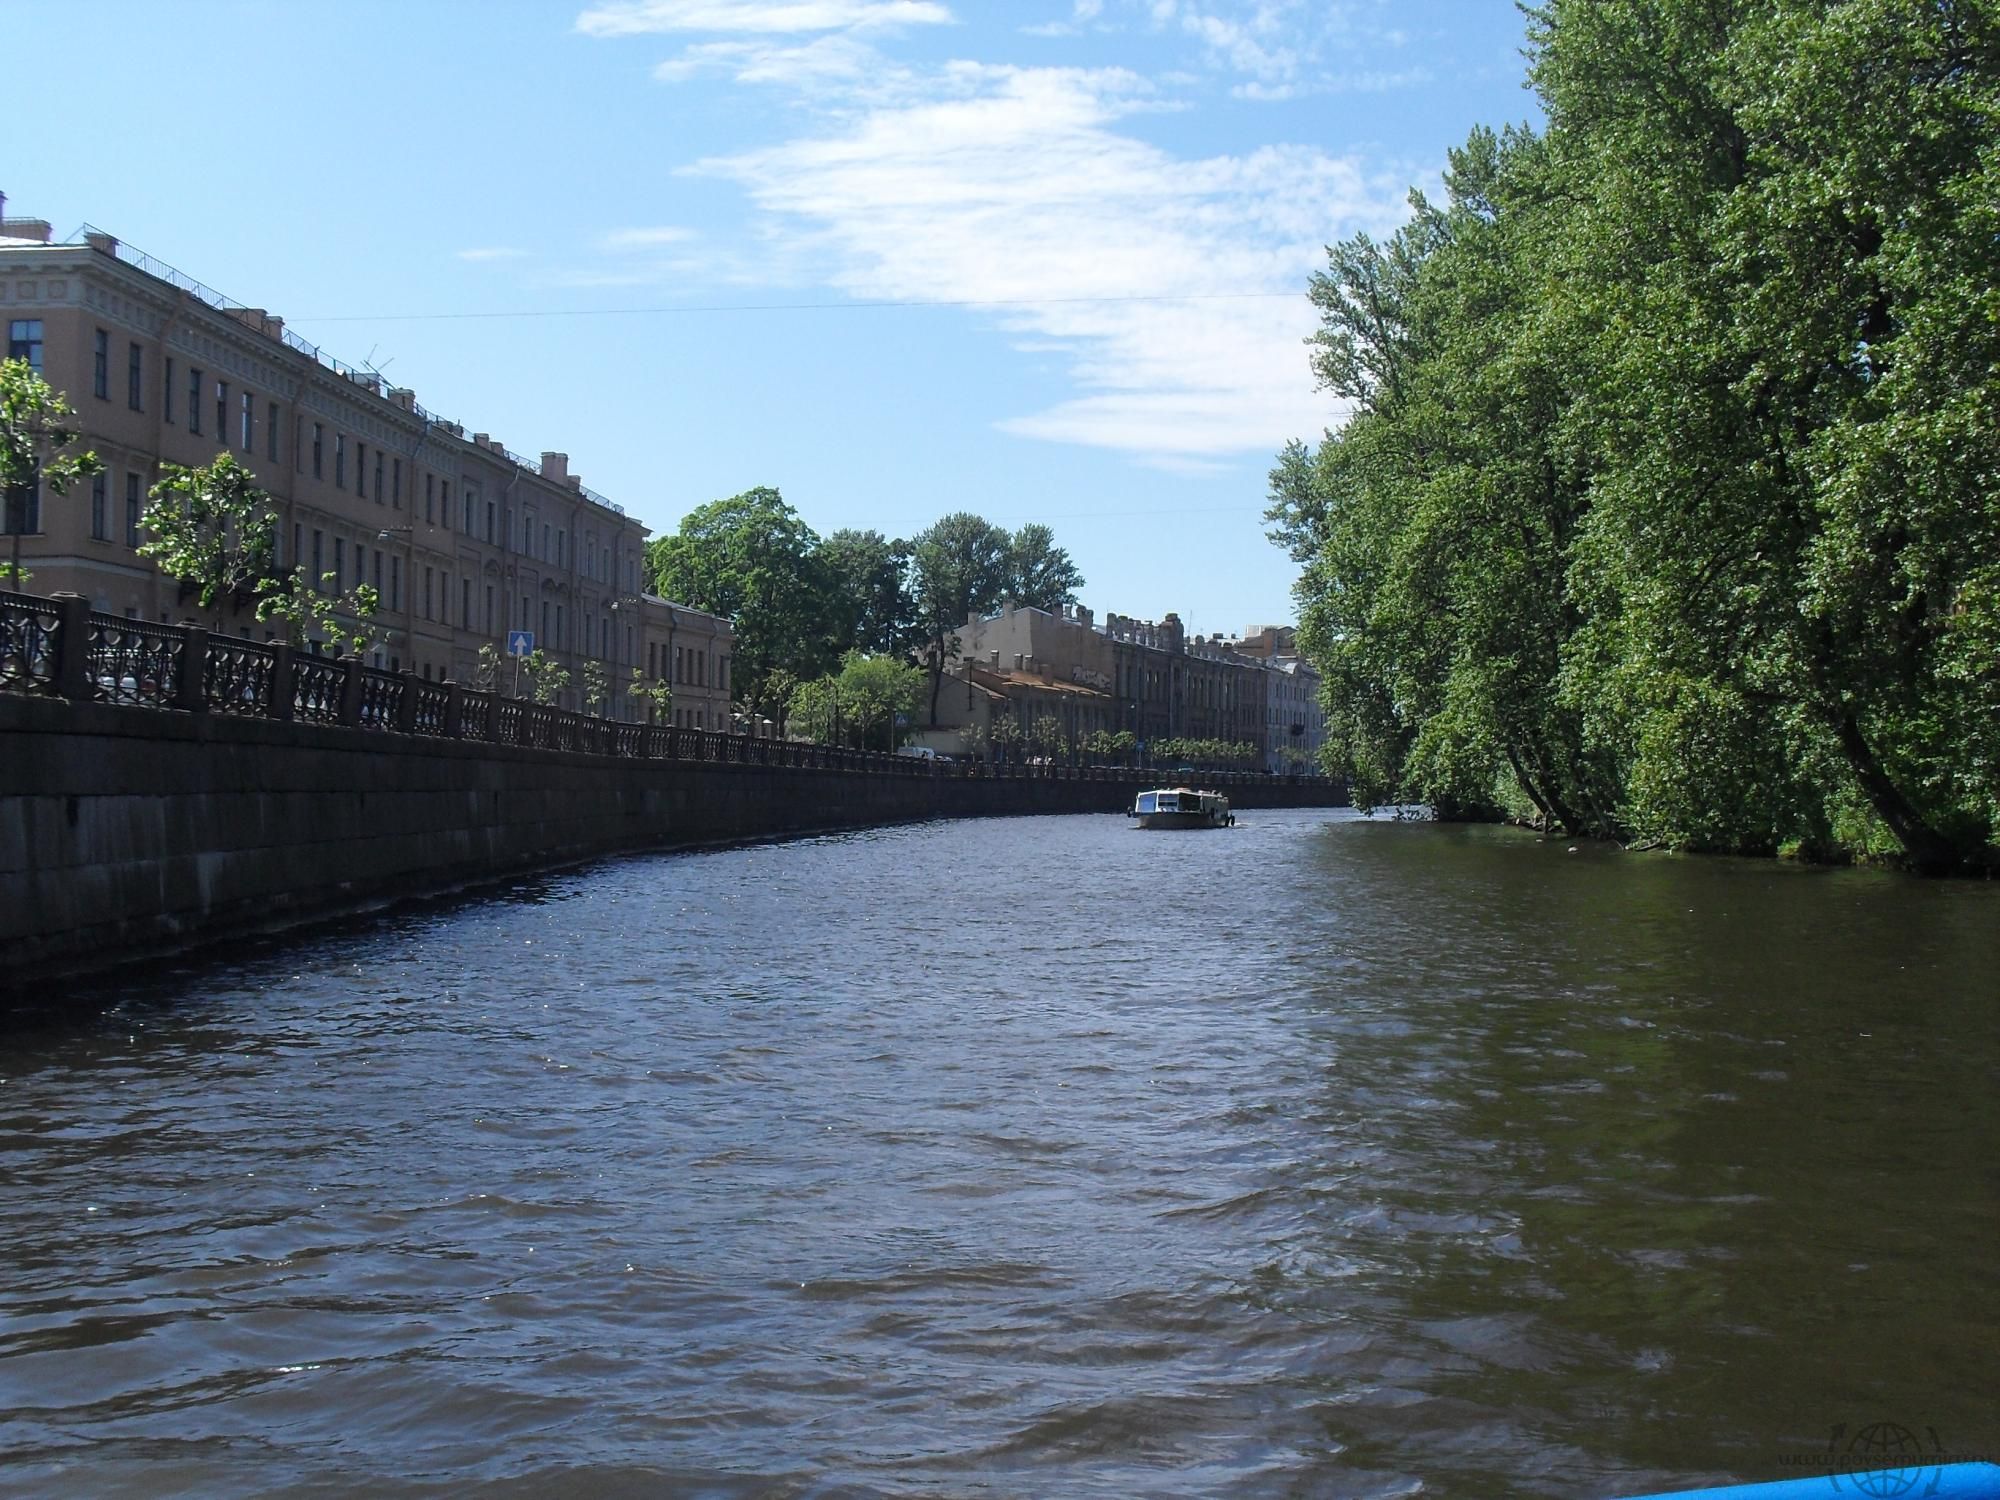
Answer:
top-left (0, 693), bottom-right (1345, 986)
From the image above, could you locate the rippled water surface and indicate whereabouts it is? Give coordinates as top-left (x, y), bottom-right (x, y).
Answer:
top-left (2, 811), bottom-right (1996, 1497)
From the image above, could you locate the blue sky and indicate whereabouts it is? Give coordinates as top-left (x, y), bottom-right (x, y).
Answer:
top-left (8, 0), bottom-right (1538, 638)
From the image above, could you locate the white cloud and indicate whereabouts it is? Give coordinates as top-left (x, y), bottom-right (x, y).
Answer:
top-left (455, 247), bottom-right (528, 261)
top-left (653, 33), bottom-right (897, 88)
top-left (1021, 0), bottom-right (1104, 38)
top-left (576, 0), bottom-right (951, 37)
top-left (688, 64), bottom-right (1408, 459)
top-left (600, 225), bottom-right (700, 249)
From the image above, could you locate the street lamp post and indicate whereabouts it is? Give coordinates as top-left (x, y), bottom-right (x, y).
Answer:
top-left (378, 524), bottom-right (415, 672)
top-left (605, 593), bottom-right (642, 719)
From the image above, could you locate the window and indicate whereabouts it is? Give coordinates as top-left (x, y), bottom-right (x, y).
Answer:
top-left (335, 434), bottom-right (345, 488)
top-left (93, 329), bottom-right (109, 399)
top-left (164, 357), bottom-right (176, 423)
top-left (373, 550), bottom-right (382, 593)
top-left (91, 474), bottom-right (108, 540)
top-left (313, 423), bottom-right (324, 478)
top-left (312, 529), bottom-right (324, 588)
top-left (127, 342), bottom-right (143, 410)
top-left (240, 391), bottom-right (253, 452)
top-left (125, 474), bottom-right (141, 548)
top-left (557, 530), bottom-right (565, 568)
top-left (391, 457), bottom-right (401, 508)
top-left (294, 522), bottom-right (303, 569)
top-left (334, 537), bottom-right (345, 592)
top-left (267, 401), bottom-right (280, 461)
top-left (6, 319), bottom-right (43, 371)
top-left (423, 566), bottom-right (433, 621)
top-left (390, 555), bottom-right (401, 611)
top-left (485, 500), bottom-right (495, 542)
top-left (3, 479), bottom-right (39, 537)
top-left (542, 600), bottom-right (551, 644)
top-left (188, 368), bottom-right (203, 433)
top-left (543, 522), bottom-right (551, 561)
top-left (356, 442), bottom-right (366, 497)
top-left (441, 480), bottom-right (451, 530)
top-left (462, 578), bottom-right (471, 629)
top-left (375, 451), bottom-right (385, 505)
top-left (216, 381), bottom-right (229, 442)
top-left (485, 585), bottom-right (493, 634)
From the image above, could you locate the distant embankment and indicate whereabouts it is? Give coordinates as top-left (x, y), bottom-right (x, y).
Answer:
top-left (0, 594), bottom-right (1344, 987)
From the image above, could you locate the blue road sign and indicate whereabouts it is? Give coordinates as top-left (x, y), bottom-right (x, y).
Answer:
top-left (507, 630), bottom-right (534, 657)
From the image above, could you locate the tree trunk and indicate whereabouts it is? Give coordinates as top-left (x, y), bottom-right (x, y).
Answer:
top-left (1831, 712), bottom-right (1961, 874)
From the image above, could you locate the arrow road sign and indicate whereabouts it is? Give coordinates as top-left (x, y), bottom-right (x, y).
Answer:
top-left (507, 630), bottom-right (534, 657)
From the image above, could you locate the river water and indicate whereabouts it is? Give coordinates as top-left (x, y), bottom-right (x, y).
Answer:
top-left (1, 810), bottom-right (1995, 1498)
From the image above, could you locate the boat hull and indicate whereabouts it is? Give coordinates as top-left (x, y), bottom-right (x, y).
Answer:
top-left (1134, 810), bottom-right (1230, 829)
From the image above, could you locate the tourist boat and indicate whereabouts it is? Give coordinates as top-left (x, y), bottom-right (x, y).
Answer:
top-left (1130, 787), bottom-right (1233, 828)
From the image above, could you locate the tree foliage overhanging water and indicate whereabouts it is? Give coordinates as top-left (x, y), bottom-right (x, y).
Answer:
top-left (1270, 0), bottom-right (2000, 872)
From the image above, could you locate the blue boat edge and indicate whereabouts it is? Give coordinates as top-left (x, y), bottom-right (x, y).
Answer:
top-left (1619, 1460), bottom-right (2000, 1500)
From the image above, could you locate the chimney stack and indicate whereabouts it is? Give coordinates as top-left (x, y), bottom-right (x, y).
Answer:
top-left (539, 451), bottom-right (569, 482)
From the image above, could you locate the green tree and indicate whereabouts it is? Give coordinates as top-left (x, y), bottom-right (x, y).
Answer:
top-left (1006, 523), bottom-right (1084, 612)
top-left (521, 649), bottom-right (568, 705)
top-left (141, 453), bottom-right (379, 654)
top-left (1532, 0), bottom-right (2000, 867)
top-left (1, 358), bottom-right (103, 587)
top-left (628, 664), bottom-right (672, 723)
top-left (820, 528), bottom-right (916, 657)
top-left (137, 454), bottom-right (278, 621)
top-left (1027, 712), bottom-right (1065, 763)
top-left (581, 660), bottom-right (609, 716)
top-left (910, 511), bottom-right (1013, 726)
top-left (834, 650), bottom-right (925, 751)
top-left (646, 487), bottom-right (836, 721)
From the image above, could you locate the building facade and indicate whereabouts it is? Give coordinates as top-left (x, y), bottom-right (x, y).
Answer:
top-left (1, 216), bottom-right (731, 727)
top-left (930, 601), bottom-right (1308, 766)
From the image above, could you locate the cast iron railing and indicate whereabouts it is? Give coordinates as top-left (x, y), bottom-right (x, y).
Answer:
top-left (0, 589), bottom-right (1336, 788)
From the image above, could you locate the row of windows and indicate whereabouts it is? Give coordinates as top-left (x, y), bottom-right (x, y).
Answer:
top-left (28, 320), bottom-right (642, 597)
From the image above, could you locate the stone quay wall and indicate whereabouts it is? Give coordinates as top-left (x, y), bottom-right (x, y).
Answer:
top-left (1, 692), bottom-right (1346, 987)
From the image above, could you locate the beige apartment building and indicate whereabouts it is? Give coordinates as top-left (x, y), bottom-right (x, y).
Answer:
top-left (1, 213), bottom-right (734, 728)
top-left (927, 601), bottom-right (1281, 762)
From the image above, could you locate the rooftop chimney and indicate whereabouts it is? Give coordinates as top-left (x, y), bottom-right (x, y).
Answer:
top-left (388, 388), bottom-right (417, 412)
top-left (1, 217), bottom-right (54, 245)
top-left (539, 451), bottom-right (569, 482)
top-left (83, 230), bottom-right (118, 255)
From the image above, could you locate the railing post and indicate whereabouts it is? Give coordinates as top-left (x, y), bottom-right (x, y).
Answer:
top-left (268, 643), bottom-right (295, 721)
top-left (396, 670), bottom-right (419, 734)
top-left (483, 689), bottom-right (501, 743)
top-left (50, 592), bottom-right (92, 702)
top-left (338, 658), bottom-right (363, 727)
top-left (443, 680), bottom-right (464, 737)
top-left (175, 626), bottom-right (210, 713)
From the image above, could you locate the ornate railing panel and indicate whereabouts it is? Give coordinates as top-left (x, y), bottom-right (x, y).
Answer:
top-left (293, 656), bottom-right (345, 725)
top-left (88, 614), bottom-right (182, 709)
top-left (204, 637), bottom-right (277, 719)
top-left (0, 592), bottom-right (60, 694)
top-left (411, 680), bottom-right (449, 737)
top-left (357, 671), bottom-right (401, 731)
